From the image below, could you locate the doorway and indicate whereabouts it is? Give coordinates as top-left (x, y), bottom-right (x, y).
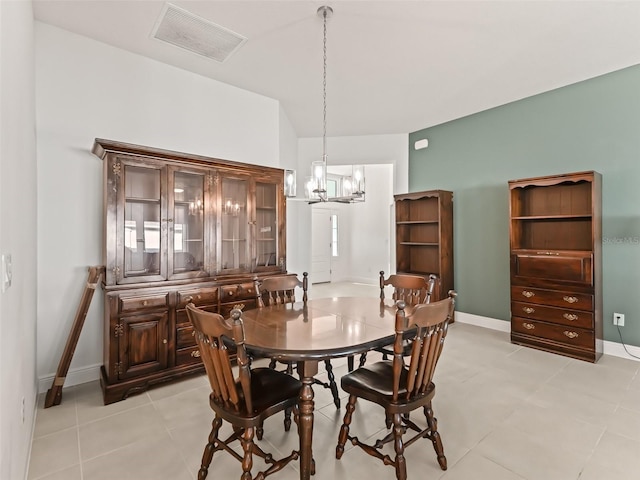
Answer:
top-left (311, 208), bottom-right (332, 283)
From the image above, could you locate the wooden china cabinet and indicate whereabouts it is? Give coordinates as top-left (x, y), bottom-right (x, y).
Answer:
top-left (93, 139), bottom-right (287, 404)
top-left (509, 171), bottom-right (602, 362)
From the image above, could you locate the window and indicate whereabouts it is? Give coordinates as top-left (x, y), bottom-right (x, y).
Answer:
top-left (331, 214), bottom-right (338, 257)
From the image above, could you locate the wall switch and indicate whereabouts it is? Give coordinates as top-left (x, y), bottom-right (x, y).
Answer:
top-left (1, 254), bottom-right (11, 292)
top-left (613, 312), bottom-right (625, 327)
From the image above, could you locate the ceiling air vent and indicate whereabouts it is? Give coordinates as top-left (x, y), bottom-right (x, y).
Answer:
top-left (152, 3), bottom-right (247, 63)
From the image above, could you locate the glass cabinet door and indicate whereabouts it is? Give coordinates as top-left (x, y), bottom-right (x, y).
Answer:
top-left (169, 169), bottom-right (209, 279)
top-left (254, 180), bottom-right (280, 271)
top-left (219, 175), bottom-right (250, 273)
top-left (121, 162), bottom-right (166, 283)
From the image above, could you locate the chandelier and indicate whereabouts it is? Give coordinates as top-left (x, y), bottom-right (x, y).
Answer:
top-left (306, 6), bottom-right (365, 204)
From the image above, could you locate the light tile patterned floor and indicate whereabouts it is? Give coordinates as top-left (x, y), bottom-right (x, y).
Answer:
top-left (28, 282), bottom-right (640, 480)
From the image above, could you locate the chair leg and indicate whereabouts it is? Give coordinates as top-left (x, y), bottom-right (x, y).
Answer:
top-left (284, 407), bottom-right (292, 431)
top-left (199, 415), bottom-right (222, 480)
top-left (347, 355), bottom-right (354, 371)
top-left (324, 360), bottom-right (341, 409)
top-left (336, 395), bottom-right (357, 459)
top-left (358, 352), bottom-right (367, 368)
top-left (269, 358), bottom-right (277, 369)
top-left (256, 424), bottom-right (264, 440)
top-left (392, 413), bottom-right (407, 480)
top-left (240, 427), bottom-right (255, 480)
top-left (424, 403), bottom-right (447, 470)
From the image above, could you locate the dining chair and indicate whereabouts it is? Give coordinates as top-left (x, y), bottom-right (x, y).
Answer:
top-left (335, 292), bottom-right (456, 480)
top-left (254, 272), bottom-right (342, 409)
top-left (186, 303), bottom-right (301, 480)
top-left (351, 272), bottom-right (437, 370)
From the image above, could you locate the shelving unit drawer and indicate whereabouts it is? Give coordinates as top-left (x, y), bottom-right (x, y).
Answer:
top-left (511, 251), bottom-right (592, 285)
top-left (119, 292), bottom-right (169, 313)
top-left (511, 286), bottom-right (593, 311)
top-left (512, 317), bottom-right (593, 349)
top-left (220, 282), bottom-right (256, 301)
top-left (176, 325), bottom-right (196, 348)
top-left (176, 287), bottom-right (219, 308)
top-left (511, 301), bottom-right (593, 329)
top-left (176, 346), bottom-right (202, 366)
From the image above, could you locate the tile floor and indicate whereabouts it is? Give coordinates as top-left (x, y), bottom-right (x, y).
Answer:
top-left (28, 282), bottom-right (640, 480)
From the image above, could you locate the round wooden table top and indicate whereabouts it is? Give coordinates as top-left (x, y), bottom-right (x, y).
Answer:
top-left (239, 297), bottom-right (401, 361)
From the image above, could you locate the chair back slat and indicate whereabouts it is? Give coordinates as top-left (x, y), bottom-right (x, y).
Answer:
top-left (186, 304), bottom-right (251, 413)
top-left (255, 272), bottom-right (308, 307)
top-left (392, 292), bottom-right (455, 400)
top-left (380, 271), bottom-right (437, 306)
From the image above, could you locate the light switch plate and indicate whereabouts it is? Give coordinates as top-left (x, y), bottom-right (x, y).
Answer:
top-left (1, 254), bottom-right (12, 292)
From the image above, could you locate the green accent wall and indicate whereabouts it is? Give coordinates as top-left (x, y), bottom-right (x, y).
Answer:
top-left (409, 64), bottom-right (640, 348)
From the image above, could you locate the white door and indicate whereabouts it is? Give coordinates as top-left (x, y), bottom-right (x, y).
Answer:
top-left (311, 208), bottom-right (332, 283)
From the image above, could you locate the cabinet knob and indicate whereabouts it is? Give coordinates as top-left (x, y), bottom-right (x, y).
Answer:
top-left (563, 313), bottom-right (579, 321)
top-left (522, 322), bottom-right (535, 330)
top-left (522, 291), bottom-right (535, 298)
top-left (563, 331), bottom-right (579, 339)
top-left (522, 307), bottom-right (535, 314)
top-left (563, 296), bottom-right (578, 304)
top-left (163, 339), bottom-right (168, 344)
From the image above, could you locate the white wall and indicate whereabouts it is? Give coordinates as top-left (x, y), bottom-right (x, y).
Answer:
top-left (34, 22), bottom-right (289, 390)
top-left (0, 2), bottom-right (38, 479)
top-left (297, 135), bottom-right (407, 284)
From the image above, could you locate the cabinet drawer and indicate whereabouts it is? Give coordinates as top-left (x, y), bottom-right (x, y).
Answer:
top-left (512, 317), bottom-right (593, 349)
top-left (176, 287), bottom-right (219, 308)
top-left (176, 304), bottom-right (218, 327)
top-left (176, 325), bottom-right (196, 348)
top-left (511, 251), bottom-right (592, 285)
top-left (220, 283), bottom-right (256, 302)
top-left (511, 301), bottom-right (593, 329)
top-left (220, 299), bottom-right (256, 318)
top-left (511, 286), bottom-right (593, 311)
top-left (176, 346), bottom-right (202, 366)
top-left (119, 292), bottom-right (169, 313)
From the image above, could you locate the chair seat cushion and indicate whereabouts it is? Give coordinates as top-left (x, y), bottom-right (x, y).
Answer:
top-left (215, 367), bottom-right (301, 420)
top-left (341, 361), bottom-right (434, 406)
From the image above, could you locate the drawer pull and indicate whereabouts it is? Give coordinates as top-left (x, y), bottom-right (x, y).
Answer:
top-left (142, 300), bottom-right (148, 306)
top-left (523, 323), bottom-right (535, 330)
top-left (196, 294), bottom-right (201, 300)
top-left (563, 313), bottom-right (579, 321)
top-left (522, 307), bottom-right (535, 314)
top-left (191, 350), bottom-right (201, 358)
top-left (522, 291), bottom-right (535, 298)
top-left (563, 296), bottom-right (578, 304)
top-left (536, 251), bottom-right (560, 256)
top-left (563, 331), bottom-right (579, 339)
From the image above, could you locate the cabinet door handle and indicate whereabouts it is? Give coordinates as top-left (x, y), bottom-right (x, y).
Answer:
top-left (522, 291), bottom-right (535, 298)
top-left (523, 322), bottom-right (535, 330)
top-left (522, 307), bottom-right (535, 314)
top-left (563, 313), bottom-right (579, 321)
top-left (563, 296), bottom-right (578, 304)
top-left (563, 331), bottom-right (579, 339)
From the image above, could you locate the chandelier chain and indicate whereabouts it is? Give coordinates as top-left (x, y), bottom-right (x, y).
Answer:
top-left (322, 7), bottom-right (328, 159)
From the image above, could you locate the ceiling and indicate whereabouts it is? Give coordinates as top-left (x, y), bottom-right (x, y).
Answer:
top-left (32, 1), bottom-right (640, 138)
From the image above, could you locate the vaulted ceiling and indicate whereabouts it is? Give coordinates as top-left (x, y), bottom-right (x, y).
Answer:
top-left (33, 1), bottom-right (640, 137)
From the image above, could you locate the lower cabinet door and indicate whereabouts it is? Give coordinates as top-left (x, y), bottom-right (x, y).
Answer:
top-left (118, 312), bottom-right (169, 379)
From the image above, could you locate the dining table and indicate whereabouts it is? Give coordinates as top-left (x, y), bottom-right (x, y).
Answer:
top-left (239, 296), bottom-right (401, 480)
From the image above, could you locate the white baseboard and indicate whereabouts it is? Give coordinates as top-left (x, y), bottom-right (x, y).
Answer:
top-left (455, 311), bottom-right (640, 363)
top-left (38, 363), bottom-right (102, 394)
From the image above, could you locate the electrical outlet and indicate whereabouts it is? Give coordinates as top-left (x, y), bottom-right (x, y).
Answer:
top-left (613, 312), bottom-right (625, 327)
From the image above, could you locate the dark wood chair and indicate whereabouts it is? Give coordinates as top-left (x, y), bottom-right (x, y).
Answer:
top-left (186, 303), bottom-right (301, 480)
top-left (254, 272), bottom-right (341, 410)
top-left (352, 272), bottom-right (437, 370)
top-left (335, 292), bottom-right (456, 480)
